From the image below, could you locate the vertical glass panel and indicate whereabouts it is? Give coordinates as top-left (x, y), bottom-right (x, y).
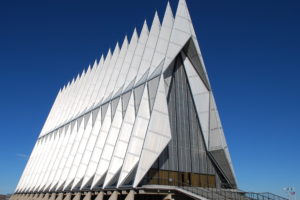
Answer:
top-left (191, 173), bottom-right (200, 187)
top-left (208, 175), bottom-right (216, 188)
top-left (168, 171), bottom-right (178, 186)
top-left (200, 174), bottom-right (208, 188)
top-left (159, 170), bottom-right (169, 185)
top-left (148, 169), bottom-right (159, 185)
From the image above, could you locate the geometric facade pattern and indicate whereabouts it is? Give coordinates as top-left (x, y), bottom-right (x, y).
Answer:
top-left (14, 0), bottom-right (237, 194)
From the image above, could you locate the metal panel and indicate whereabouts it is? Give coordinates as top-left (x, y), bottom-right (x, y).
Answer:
top-left (103, 93), bottom-right (135, 188)
top-left (51, 73), bottom-right (79, 134)
top-left (102, 37), bottom-right (128, 102)
top-left (166, 68), bottom-right (178, 172)
top-left (111, 97), bottom-right (120, 120)
top-left (183, 0), bottom-right (211, 88)
top-left (148, 2), bottom-right (173, 77)
top-left (74, 63), bottom-right (97, 119)
top-left (36, 129), bottom-right (64, 191)
top-left (39, 87), bottom-right (63, 136)
top-left (89, 52), bottom-right (111, 108)
top-left (72, 108), bottom-right (102, 190)
top-left (209, 93), bottom-right (237, 187)
top-left (134, 12), bottom-right (160, 85)
top-left (113, 30), bottom-right (138, 96)
top-left (42, 81), bottom-right (68, 136)
top-left (43, 126), bottom-right (70, 192)
top-left (60, 116), bottom-right (86, 191)
top-left (19, 140), bottom-right (43, 191)
top-left (92, 20), bottom-right (148, 189)
top-left (133, 84), bottom-right (146, 115)
top-left (48, 125), bottom-right (71, 191)
top-left (148, 59), bottom-right (164, 80)
top-left (135, 69), bottom-right (149, 88)
top-left (17, 140), bottom-right (41, 191)
top-left (117, 86), bottom-right (150, 187)
top-left (147, 76), bottom-right (160, 112)
top-left (53, 121), bottom-right (78, 191)
top-left (183, 54), bottom-right (210, 148)
top-left (81, 104), bottom-right (111, 189)
top-left (174, 57), bottom-right (191, 173)
top-left (101, 103), bottom-right (109, 124)
top-left (187, 79), bottom-right (203, 173)
top-left (64, 113), bottom-right (93, 191)
top-left (209, 94), bottom-right (227, 151)
top-left (24, 136), bottom-right (46, 191)
top-left (162, 0), bottom-right (195, 76)
top-left (57, 76), bottom-right (78, 131)
top-left (183, 39), bottom-right (210, 89)
top-left (133, 76), bottom-right (172, 187)
top-left (91, 100), bottom-right (123, 189)
top-left (85, 56), bottom-right (104, 111)
top-left (27, 134), bottom-right (54, 192)
top-left (90, 50), bottom-right (112, 109)
top-left (121, 91), bottom-right (131, 118)
top-left (123, 21), bottom-right (149, 90)
top-left (64, 66), bottom-right (90, 125)
top-left (92, 108), bottom-right (100, 127)
top-left (96, 43), bottom-right (120, 104)
top-left (164, 55), bottom-right (208, 176)
top-left (66, 67), bottom-right (88, 122)
top-left (79, 61), bottom-right (100, 117)
top-left (210, 149), bottom-right (236, 188)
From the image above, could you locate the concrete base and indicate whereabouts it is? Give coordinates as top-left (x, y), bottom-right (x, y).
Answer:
top-left (49, 193), bottom-right (56, 200)
top-left (82, 192), bottom-right (91, 200)
top-left (63, 193), bottom-right (71, 200)
top-left (124, 190), bottom-right (135, 200)
top-left (23, 194), bottom-right (29, 200)
top-left (94, 192), bottom-right (104, 200)
top-left (13, 184), bottom-right (209, 200)
top-left (55, 193), bottom-right (63, 200)
top-left (32, 194), bottom-right (39, 200)
top-left (9, 194), bottom-right (16, 200)
top-left (42, 193), bottom-right (50, 200)
top-left (72, 193), bottom-right (81, 200)
top-left (108, 191), bottom-right (119, 200)
top-left (19, 194), bottom-right (27, 200)
top-left (16, 194), bottom-right (21, 200)
top-left (14, 194), bottom-right (20, 200)
top-left (28, 194), bottom-right (34, 200)
top-left (36, 193), bottom-right (44, 200)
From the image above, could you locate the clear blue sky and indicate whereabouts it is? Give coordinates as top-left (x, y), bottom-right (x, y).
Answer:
top-left (0, 0), bottom-right (299, 197)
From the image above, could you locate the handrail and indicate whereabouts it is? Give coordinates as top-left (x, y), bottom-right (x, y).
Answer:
top-left (141, 177), bottom-right (287, 200)
top-left (258, 193), bottom-right (288, 200)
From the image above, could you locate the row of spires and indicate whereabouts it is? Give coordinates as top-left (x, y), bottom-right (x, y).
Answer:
top-left (59, 10), bottom-right (167, 95)
top-left (39, 0), bottom-right (203, 137)
top-left (40, 2), bottom-right (175, 136)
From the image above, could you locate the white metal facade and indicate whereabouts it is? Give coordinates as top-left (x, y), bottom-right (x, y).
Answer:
top-left (15, 0), bottom-right (236, 193)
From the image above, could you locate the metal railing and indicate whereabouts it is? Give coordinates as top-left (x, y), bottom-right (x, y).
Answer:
top-left (244, 193), bottom-right (288, 200)
top-left (141, 177), bottom-right (288, 200)
top-left (258, 193), bottom-right (288, 200)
